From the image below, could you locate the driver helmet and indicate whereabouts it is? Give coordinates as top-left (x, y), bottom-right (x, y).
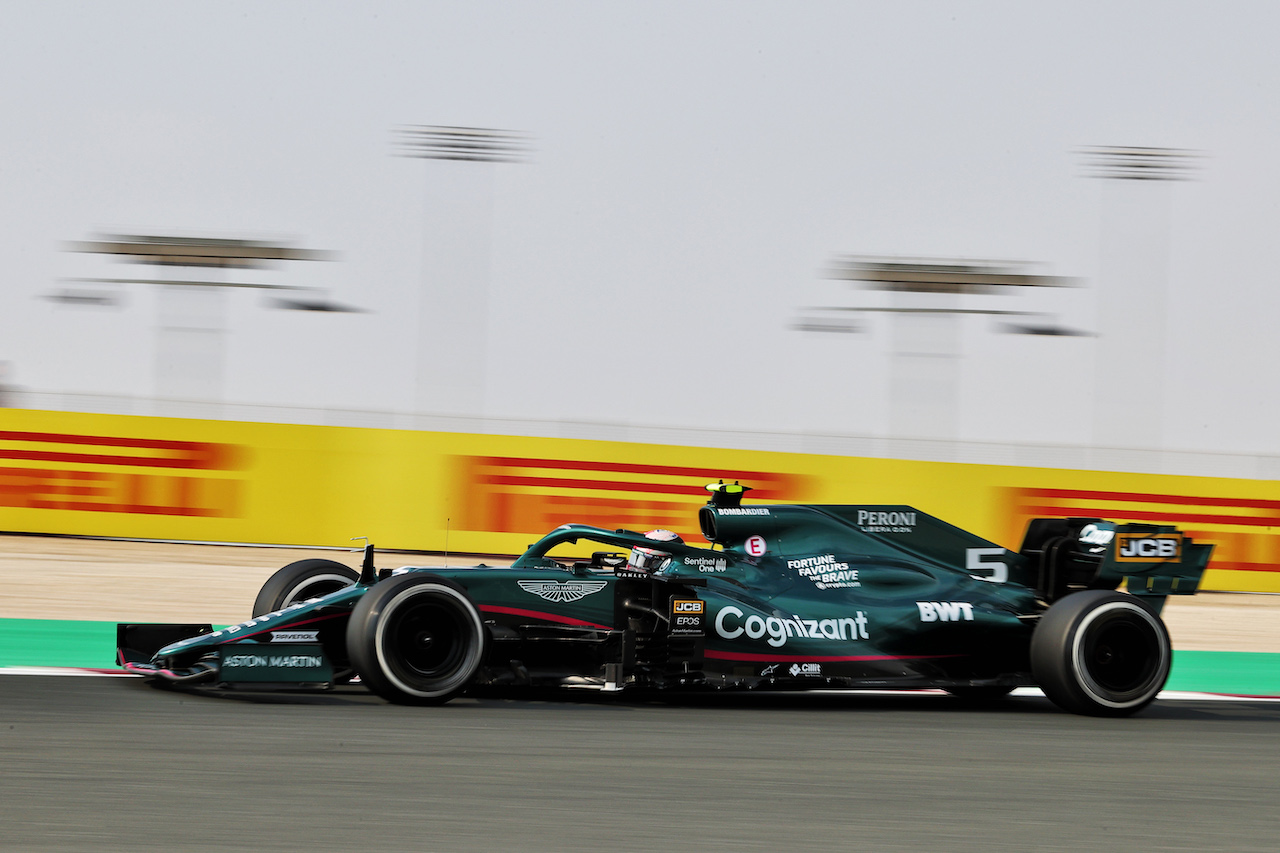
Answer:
top-left (627, 529), bottom-right (683, 574)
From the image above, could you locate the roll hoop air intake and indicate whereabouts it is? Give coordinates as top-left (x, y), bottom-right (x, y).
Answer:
top-left (699, 480), bottom-right (753, 542)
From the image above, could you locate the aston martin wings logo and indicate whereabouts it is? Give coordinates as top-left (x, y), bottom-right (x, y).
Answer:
top-left (517, 580), bottom-right (609, 603)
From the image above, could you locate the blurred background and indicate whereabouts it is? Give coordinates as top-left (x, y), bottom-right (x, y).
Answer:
top-left (8, 10), bottom-right (1280, 847)
top-left (4, 2), bottom-right (1277, 466)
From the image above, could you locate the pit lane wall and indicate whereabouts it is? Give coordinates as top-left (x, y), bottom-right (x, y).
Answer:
top-left (2, 408), bottom-right (1278, 593)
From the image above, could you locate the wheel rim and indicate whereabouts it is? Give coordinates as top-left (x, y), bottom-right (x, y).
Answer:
top-left (387, 599), bottom-right (468, 679)
top-left (1072, 602), bottom-right (1167, 708)
top-left (375, 585), bottom-right (482, 698)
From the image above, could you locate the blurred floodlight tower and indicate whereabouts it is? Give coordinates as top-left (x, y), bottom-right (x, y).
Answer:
top-left (395, 125), bottom-right (531, 419)
top-left (65, 234), bottom-right (338, 408)
top-left (1082, 146), bottom-right (1200, 451)
top-left (819, 257), bottom-right (1075, 444)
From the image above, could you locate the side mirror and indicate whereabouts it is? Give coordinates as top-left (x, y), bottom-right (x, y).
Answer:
top-left (359, 542), bottom-right (378, 585)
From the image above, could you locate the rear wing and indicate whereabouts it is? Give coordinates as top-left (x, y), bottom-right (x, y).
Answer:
top-left (1109, 525), bottom-right (1213, 597)
top-left (1019, 518), bottom-right (1213, 609)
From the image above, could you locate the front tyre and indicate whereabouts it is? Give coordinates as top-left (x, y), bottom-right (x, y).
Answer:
top-left (1030, 591), bottom-right (1171, 717)
top-left (346, 574), bottom-right (487, 705)
top-left (252, 559), bottom-right (359, 617)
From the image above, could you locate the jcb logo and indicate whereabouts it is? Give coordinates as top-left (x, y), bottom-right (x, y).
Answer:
top-left (670, 599), bottom-right (705, 636)
top-left (1116, 535), bottom-right (1182, 562)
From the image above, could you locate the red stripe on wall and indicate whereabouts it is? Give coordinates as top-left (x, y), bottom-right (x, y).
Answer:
top-left (1019, 505), bottom-right (1280, 528)
top-left (1203, 562), bottom-right (1280, 574)
top-left (481, 474), bottom-right (709, 496)
top-left (1021, 487), bottom-right (1280, 512)
top-left (470, 456), bottom-right (797, 498)
top-left (0, 431), bottom-right (237, 470)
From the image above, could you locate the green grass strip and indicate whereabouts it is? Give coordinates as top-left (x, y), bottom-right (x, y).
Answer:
top-left (0, 619), bottom-right (226, 670)
top-left (1165, 650), bottom-right (1280, 696)
top-left (0, 619), bottom-right (122, 669)
top-left (1, 619), bottom-right (1278, 696)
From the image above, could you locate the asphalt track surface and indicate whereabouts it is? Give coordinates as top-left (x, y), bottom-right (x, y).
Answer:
top-left (2, 676), bottom-right (1279, 853)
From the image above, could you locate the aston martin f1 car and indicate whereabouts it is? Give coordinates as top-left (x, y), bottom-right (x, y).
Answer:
top-left (118, 482), bottom-right (1213, 716)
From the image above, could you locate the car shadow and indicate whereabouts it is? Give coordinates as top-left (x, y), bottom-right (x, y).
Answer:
top-left (121, 675), bottom-right (1280, 720)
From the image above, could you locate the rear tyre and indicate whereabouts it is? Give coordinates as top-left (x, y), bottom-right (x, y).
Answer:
top-left (346, 573), bottom-right (487, 705)
top-left (252, 559), bottom-right (359, 617)
top-left (1030, 591), bottom-right (1171, 717)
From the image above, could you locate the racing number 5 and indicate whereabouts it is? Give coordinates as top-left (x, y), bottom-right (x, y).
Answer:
top-left (966, 547), bottom-right (1008, 583)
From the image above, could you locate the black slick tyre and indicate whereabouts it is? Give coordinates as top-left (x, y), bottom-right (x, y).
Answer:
top-left (1030, 590), bottom-right (1171, 717)
top-left (252, 559), bottom-right (360, 617)
top-left (345, 573), bottom-right (487, 706)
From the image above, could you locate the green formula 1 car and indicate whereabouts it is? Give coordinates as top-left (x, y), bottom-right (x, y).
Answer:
top-left (118, 482), bottom-right (1213, 716)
